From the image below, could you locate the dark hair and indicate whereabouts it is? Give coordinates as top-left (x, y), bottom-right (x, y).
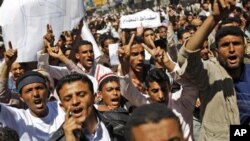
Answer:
top-left (185, 24), bottom-right (197, 32)
top-left (98, 76), bottom-right (119, 91)
top-left (125, 103), bottom-right (182, 141)
top-left (215, 26), bottom-right (245, 48)
top-left (100, 35), bottom-right (114, 48)
top-left (56, 73), bottom-right (94, 98)
top-left (177, 28), bottom-right (189, 40)
top-left (145, 68), bottom-right (170, 88)
top-left (218, 17), bottom-right (241, 29)
top-left (0, 126), bottom-right (19, 141)
top-left (74, 40), bottom-right (93, 53)
top-left (143, 28), bottom-right (154, 37)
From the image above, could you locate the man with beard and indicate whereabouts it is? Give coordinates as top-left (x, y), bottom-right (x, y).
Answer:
top-left (177, 0), bottom-right (245, 140)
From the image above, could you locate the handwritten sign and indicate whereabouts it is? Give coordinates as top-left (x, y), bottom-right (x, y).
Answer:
top-left (120, 9), bottom-right (161, 29)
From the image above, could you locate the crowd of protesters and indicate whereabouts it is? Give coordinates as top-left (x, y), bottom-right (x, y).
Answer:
top-left (1, 0), bottom-right (250, 140)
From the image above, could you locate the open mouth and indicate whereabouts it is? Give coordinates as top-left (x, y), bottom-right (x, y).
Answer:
top-left (110, 97), bottom-right (120, 105)
top-left (71, 107), bottom-right (84, 118)
top-left (33, 99), bottom-right (43, 109)
top-left (228, 55), bottom-right (238, 64)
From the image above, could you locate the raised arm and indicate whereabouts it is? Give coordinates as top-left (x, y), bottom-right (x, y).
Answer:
top-left (0, 42), bottom-right (22, 106)
top-left (185, 0), bottom-right (236, 51)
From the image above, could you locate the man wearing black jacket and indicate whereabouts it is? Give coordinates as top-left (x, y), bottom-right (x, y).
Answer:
top-left (49, 73), bottom-right (126, 141)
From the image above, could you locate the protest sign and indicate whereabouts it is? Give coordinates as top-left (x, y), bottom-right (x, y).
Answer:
top-left (108, 43), bottom-right (120, 66)
top-left (120, 9), bottom-right (161, 29)
top-left (0, 0), bottom-right (85, 62)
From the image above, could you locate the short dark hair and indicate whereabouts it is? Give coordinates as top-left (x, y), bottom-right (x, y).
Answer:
top-left (100, 35), bottom-right (114, 48)
top-left (215, 26), bottom-right (245, 48)
top-left (98, 76), bottom-right (119, 91)
top-left (0, 124), bottom-right (19, 141)
top-left (56, 73), bottom-right (94, 98)
top-left (75, 40), bottom-right (93, 53)
top-left (218, 17), bottom-right (241, 29)
top-left (145, 68), bottom-right (170, 88)
top-left (125, 103), bottom-right (182, 141)
top-left (177, 28), bottom-right (189, 40)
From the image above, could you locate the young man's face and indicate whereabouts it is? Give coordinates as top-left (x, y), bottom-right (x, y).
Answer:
top-left (59, 80), bottom-right (94, 120)
top-left (217, 35), bottom-right (245, 70)
top-left (99, 81), bottom-right (121, 110)
top-left (20, 83), bottom-right (48, 117)
top-left (130, 44), bottom-right (145, 72)
top-left (159, 27), bottom-right (167, 39)
top-left (102, 38), bottom-right (114, 56)
top-left (131, 118), bottom-right (184, 141)
top-left (75, 44), bottom-right (94, 70)
top-left (143, 29), bottom-right (155, 47)
top-left (147, 81), bottom-right (169, 104)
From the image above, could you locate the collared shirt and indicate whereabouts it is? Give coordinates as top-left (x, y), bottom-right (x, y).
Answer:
top-left (84, 115), bottom-right (111, 141)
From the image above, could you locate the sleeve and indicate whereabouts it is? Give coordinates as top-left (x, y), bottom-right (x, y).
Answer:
top-left (37, 51), bottom-right (71, 80)
top-left (0, 104), bottom-right (23, 130)
top-left (119, 75), bottom-right (149, 107)
top-left (177, 46), bottom-right (209, 90)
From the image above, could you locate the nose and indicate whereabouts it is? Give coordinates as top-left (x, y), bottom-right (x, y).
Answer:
top-left (158, 91), bottom-right (165, 101)
top-left (33, 90), bottom-right (40, 97)
top-left (229, 43), bottom-right (235, 53)
top-left (72, 96), bottom-right (80, 106)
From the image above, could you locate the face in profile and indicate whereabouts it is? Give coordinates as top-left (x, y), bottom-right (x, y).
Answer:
top-left (147, 81), bottom-right (169, 104)
top-left (59, 80), bottom-right (94, 120)
top-left (131, 118), bottom-right (184, 141)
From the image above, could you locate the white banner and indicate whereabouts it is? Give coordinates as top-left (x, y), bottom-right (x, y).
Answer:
top-left (0, 0), bottom-right (84, 62)
top-left (120, 9), bottom-right (161, 29)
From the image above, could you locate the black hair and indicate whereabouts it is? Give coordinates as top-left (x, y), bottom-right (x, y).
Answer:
top-left (74, 40), bottom-right (93, 53)
top-left (98, 76), bottom-right (119, 91)
top-left (100, 34), bottom-right (115, 48)
top-left (218, 16), bottom-right (241, 30)
top-left (145, 68), bottom-right (170, 88)
top-left (177, 28), bottom-right (189, 40)
top-left (56, 73), bottom-right (94, 98)
top-left (143, 28), bottom-right (154, 37)
top-left (0, 125), bottom-right (19, 141)
top-left (215, 26), bottom-right (245, 48)
top-left (125, 103), bottom-right (182, 141)
top-left (185, 24), bottom-right (197, 32)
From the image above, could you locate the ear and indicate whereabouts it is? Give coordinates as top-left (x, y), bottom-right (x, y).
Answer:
top-left (96, 91), bottom-right (103, 99)
top-left (75, 53), bottom-right (80, 60)
top-left (19, 94), bottom-right (25, 103)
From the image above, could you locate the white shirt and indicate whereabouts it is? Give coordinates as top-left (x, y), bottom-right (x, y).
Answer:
top-left (0, 101), bottom-right (65, 141)
top-left (85, 117), bottom-right (111, 141)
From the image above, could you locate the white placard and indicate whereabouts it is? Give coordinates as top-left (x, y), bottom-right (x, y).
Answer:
top-left (120, 9), bottom-right (161, 29)
top-left (0, 0), bottom-right (84, 62)
top-left (108, 43), bottom-right (120, 66)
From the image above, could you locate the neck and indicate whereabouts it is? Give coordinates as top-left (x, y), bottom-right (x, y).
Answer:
top-left (129, 69), bottom-right (144, 82)
top-left (85, 109), bottom-right (98, 134)
top-left (227, 66), bottom-right (243, 81)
